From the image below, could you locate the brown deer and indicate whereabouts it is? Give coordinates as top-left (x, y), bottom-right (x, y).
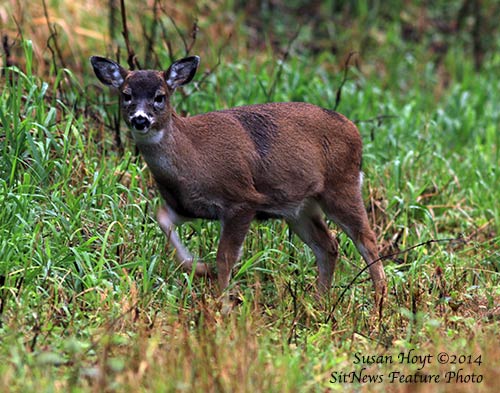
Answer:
top-left (90, 55), bottom-right (387, 307)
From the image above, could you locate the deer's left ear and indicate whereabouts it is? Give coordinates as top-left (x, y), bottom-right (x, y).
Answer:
top-left (90, 56), bottom-right (128, 89)
top-left (165, 56), bottom-right (200, 90)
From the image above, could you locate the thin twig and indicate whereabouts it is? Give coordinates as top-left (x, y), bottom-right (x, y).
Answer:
top-left (186, 19), bottom-right (199, 55)
top-left (167, 14), bottom-right (189, 55)
top-left (41, 0), bottom-right (66, 70)
top-left (325, 236), bottom-right (465, 323)
top-left (2, 35), bottom-right (12, 67)
top-left (354, 114), bottom-right (398, 124)
top-left (120, 0), bottom-right (137, 69)
top-left (353, 114), bottom-right (398, 141)
top-left (157, 3), bottom-right (197, 61)
top-left (266, 27), bottom-right (302, 101)
top-left (193, 31), bottom-right (231, 88)
top-left (160, 22), bottom-right (175, 63)
top-left (144, 0), bottom-right (160, 67)
top-left (334, 51), bottom-right (357, 111)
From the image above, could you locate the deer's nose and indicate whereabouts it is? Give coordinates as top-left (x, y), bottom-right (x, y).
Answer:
top-left (131, 115), bottom-right (151, 131)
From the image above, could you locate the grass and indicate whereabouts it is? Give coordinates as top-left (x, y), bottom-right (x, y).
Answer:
top-left (1, 1), bottom-right (499, 392)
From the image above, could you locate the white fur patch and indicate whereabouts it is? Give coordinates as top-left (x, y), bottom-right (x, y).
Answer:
top-left (112, 70), bottom-right (123, 83)
top-left (133, 109), bottom-right (153, 123)
top-left (132, 128), bottom-right (164, 145)
top-left (109, 66), bottom-right (124, 87)
top-left (166, 70), bottom-right (178, 88)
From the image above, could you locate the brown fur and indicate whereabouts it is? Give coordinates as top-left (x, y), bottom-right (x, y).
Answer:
top-left (90, 55), bottom-right (387, 309)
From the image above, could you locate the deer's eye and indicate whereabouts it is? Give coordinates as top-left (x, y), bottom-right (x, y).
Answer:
top-left (122, 92), bottom-right (132, 103)
top-left (154, 94), bottom-right (165, 104)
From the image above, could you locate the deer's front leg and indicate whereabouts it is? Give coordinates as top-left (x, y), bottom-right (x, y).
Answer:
top-left (216, 211), bottom-right (254, 291)
top-left (156, 206), bottom-right (212, 277)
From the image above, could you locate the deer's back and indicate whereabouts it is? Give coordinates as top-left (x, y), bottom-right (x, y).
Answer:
top-left (159, 102), bottom-right (364, 219)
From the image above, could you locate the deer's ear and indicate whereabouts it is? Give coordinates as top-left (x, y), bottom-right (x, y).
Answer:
top-left (164, 56), bottom-right (200, 90)
top-left (90, 56), bottom-right (128, 89)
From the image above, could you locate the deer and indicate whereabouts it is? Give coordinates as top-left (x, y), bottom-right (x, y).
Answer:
top-left (90, 55), bottom-right (387, 310)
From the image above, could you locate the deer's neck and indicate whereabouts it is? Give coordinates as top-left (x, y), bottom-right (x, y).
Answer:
top-left (135, 116), bottom-right (187, 183)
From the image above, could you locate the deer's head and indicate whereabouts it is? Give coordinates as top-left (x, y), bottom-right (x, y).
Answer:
top-left (90, 56), bottom-right (199, 142)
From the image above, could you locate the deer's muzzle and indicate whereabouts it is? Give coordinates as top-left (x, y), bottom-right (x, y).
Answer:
top-left (131, 115), bottom-right (151, 131)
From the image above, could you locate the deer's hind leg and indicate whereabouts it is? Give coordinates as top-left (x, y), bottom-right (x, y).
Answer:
top-left (286, 200), bottom-right (339, 295)
top-left (319, 180), bottom-right (387, 304)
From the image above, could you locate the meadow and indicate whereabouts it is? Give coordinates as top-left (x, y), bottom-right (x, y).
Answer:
top-left (0, 1), bottom-right (499, 391)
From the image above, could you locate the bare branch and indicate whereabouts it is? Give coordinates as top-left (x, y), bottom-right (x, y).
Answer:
top-left (119, 0), bottom-right (137, 69)
top-left (42, 0), bottom-right (66, 70)
top-left (333, 51), bottom-right (357, 111)
top-left (186, 19), bottom-right (199, 55)
top-left (167, 14), bottom-right (188, 56)
top-left (193, 31), bottom-right (232, 90)
top-left (143, 0), bottom-right (161, 67)
top-left (266, 26), bottom-right (302, 101)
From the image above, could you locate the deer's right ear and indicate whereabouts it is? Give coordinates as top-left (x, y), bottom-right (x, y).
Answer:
top-left (90, 56), bottom-right (128, 89)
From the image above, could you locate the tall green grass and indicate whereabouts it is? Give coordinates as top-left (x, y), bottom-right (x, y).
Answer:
top-left (0, 32), bottom-right (499, 392)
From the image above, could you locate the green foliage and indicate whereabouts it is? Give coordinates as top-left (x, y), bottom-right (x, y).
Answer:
top-left (0, 3), bottom-right (499, 391)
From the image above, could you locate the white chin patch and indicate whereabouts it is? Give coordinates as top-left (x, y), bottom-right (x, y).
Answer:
top-left (132, 127), bottom-right (163, 144)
